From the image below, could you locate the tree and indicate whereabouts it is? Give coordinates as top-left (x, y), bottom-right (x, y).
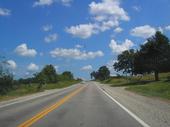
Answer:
top-left (0, 58), bottom-right (14, 94)
top-left (134, 31), bottom-right (170, 81)
top-left (114, 49), bottom-right (135, 75)
top-left (35, 72), bottom-right (46, 90)
top-left (61, 71), bottom-right (74, 80)
top-left (40, 65), bottom-right (58, 83)
top-left (90, 71), bottom-right (96, 80)
top-left (91, 66), bottom-right (110, 81)
top-left (98, 66), bottom-right (110, 80)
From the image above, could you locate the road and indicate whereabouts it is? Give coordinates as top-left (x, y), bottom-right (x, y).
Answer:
top-left (0, 82), bottom-right (144, 127)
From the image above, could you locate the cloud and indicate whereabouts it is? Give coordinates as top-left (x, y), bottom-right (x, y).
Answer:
top-left (158, 27), bottom-right (164, 33)
top-left (7, 60), bottom-right (17, 70)
top-left (66, 24), bottom-right (97, 39)
top-left (33, 0), bottom-right (54, 7)
top-left (50, 48), bottom-right (104, 60)
top-left (54, 65), bottom-right (59, 72)
top-left (0, 8), bottom-right (11, 16)
top-left (44, 33), bottom-right (58, 43)
top-left (114, 27), bottom-right (123, 33)
top-left (130, 25), bottom-right (156, 38)
top-left (42, 24), bottom-right (53, 32)
top-left (61, 0), bottom-right (73, 6)
top-left (75, 44), bottom-right (83, 49)
top-left (109, 39), bottom-right (134, 54)
top-left (132, 6), bottom-right (141, 12)
top-left (15, 43), bottom-right (37, 57)
top-left (81, 65), bottom-right (93, 71)
top-left (98, 20), bottom-right (119, 32)
top-left (106, 60), bottom-right (117, 76)
top-left (66, 0), bottom-right (129, 39)
top-left (89, 0), bottom-right (130, 22)
top-left (27, 63), bottom-right (39, 72)
top-left (165, 25), bottom-right (170, 31)
top-left (33, 0), bottom-right (73, 7)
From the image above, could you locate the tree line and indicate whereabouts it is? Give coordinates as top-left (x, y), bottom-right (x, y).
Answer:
top-left (114, 31), bottom-right (170, 81)
top-left (90, 66), bottom-right (110, 81)
top-left (0, 62), bottom-right (78, 95)
top-left (91, 31), bottom-right (170, 81)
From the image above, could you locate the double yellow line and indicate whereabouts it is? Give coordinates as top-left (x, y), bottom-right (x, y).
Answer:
top-left (18, 86), bottom-right (85, 127)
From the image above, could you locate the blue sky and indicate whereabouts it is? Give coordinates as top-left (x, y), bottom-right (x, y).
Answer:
top-left (1, 0), bottom-right (170, 79)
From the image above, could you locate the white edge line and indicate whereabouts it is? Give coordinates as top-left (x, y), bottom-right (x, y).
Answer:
top-left (96, 84), bottom-right (151, 127)
top-left (0, 83), bottom-right (80, 109)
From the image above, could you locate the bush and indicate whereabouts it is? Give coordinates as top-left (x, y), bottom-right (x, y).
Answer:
top-left (0, 74), bottom-right (14, 95)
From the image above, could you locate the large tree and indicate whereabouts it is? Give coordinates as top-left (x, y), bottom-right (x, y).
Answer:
top-left (134, 31), bottom-right (170, 81)
top-left (114, 49), bottom-right (135, 75)
top-left (36, 65), bottom-right (58, 83)
top-left (91, 66), bottom-right (110, 81)
top-left (61, 71), bottom-right (74, 80)
top-left (98, 66), bottom-right (110, 80)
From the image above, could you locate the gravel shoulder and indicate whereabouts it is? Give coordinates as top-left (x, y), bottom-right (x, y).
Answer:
top-left (97, 82), bottom-right (170, 127)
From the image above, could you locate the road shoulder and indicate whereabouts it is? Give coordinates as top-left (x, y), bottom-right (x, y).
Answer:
top-left (0, 83), bottom-right (81, 108)
top-left (97, 82), bottom-right (170, 127)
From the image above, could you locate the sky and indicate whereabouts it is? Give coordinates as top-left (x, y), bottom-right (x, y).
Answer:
top-left (1, 0), bottom-right (170, 79)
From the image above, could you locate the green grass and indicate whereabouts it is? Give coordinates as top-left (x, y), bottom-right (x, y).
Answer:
top-left (101, 77), bottom-right (131, 87)
top-left (44, 80), bottom-right (81, 89)
top-left (126, 81), bottom-right (170, 100)
top-left (0, 85), bottom-right (39, 101)
top-left (100, 72), bottom-right (170, 100)
top-left (0, 80), bottom-right (81, 102)
top-left (101, 72), bottom-right (170, 87)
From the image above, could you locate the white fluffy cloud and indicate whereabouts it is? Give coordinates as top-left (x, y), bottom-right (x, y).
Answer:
top-left (66, 24), bottom-right (97, 39)
top-left (81, 65), bottom-right (93, 71)
top-left (0, 8), bottom-right (11, 16)
top-left (165, 25), bottom-right (170, 31)
top-left (89, 0), bottom-right (130, 22)
top-left (61, 0), bottom-right (72, 6)
top-left (106, 60), bottom-right (117, 76)
top-left (114, 27), bottom-right (123, 33)
top-left (44, 33), bottom-right (58, 43)
top-left (27, 63), bottom-right (39, 72)
top-left (50, 48), bottom-right (104, 60)
top-left (66, 0), bottom-right (129, 39)
top-left (75, 44), bottom-right (83, 49)
top-left (42, 24), bottom-right (53, 32)
top-left (109, 39), bottom-right (134, 54)
top-left (15, 43), bottom-right (37, 57)
top-left (33, 0), bottom-right (73, 7)
top-left (130, 25), bottom-right (156, 38)
top-left (7, 60), bottom-right (17, 70)
top-left (33, 0), bottom-right (54, 7)
top-left (98, 20), bottom-right (119, 32)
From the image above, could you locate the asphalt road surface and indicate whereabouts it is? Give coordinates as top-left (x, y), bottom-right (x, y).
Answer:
top-left (0, 82), bottom-right (144, 127)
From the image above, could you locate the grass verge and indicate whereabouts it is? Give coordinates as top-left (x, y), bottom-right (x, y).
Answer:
top-left (100, 73), bottom-right (170, 100)
top-left (0, 80), bottom-right (81, 102)
top-left (126, 81), bottom-right (170, 100)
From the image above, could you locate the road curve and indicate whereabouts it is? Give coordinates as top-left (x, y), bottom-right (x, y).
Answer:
top-left (0, 82), bottom-right (143, 127)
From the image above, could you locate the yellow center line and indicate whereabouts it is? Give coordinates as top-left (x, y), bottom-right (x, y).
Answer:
top-left (18, 86), bottom-right (85, 127)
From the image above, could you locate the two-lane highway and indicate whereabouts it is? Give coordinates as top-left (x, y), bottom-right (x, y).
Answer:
top-left (0, 82), bottom-right (144, 127)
